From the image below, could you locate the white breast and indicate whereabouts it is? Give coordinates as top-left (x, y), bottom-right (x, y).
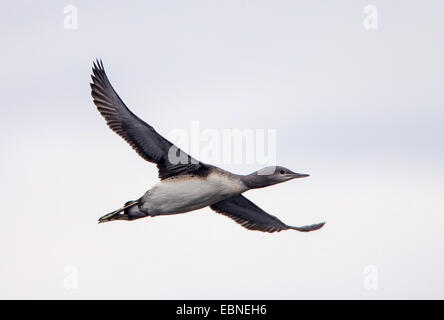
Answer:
top-left (141, 173), bottom-right (246, 215)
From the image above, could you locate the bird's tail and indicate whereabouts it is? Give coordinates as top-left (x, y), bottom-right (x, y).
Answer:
top-left (98, 200), bottom-right (140, 223)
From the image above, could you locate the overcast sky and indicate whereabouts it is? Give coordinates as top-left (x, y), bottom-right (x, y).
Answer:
top-left (1, 0), bottom-right (443, 299)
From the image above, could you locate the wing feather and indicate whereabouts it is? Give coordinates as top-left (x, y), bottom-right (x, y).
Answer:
top-left (90, 59), bottom-right (207, 179)
top-left (210, 195), bottom-right (325, 233)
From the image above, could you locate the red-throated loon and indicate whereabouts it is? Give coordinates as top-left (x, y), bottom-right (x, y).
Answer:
top-left (91, 60), bottom-right (325, 233)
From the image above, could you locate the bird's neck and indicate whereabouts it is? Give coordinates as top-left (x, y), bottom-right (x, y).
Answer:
top-left (240, 174), bottom-right (268, 189)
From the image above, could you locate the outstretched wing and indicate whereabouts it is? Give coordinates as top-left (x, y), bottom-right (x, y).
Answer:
top-left (90, 59), bottom-right (208, 180)
top-left (210, 195), bottom-right (325, 233)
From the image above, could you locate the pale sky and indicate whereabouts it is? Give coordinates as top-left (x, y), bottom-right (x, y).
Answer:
top-left (1, 0), bottom-right (443, 299)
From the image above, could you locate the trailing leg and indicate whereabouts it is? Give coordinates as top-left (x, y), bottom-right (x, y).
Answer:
top-left (98, 200), bottom-right (148, 223)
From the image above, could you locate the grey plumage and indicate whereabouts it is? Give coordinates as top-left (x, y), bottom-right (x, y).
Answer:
top-left (91, 59), bottom-right (325, 233)
top-left (211, 195), bottom-right (325, 232)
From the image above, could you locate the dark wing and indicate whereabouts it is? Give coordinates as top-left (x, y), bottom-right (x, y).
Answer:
top-left (210, 195), bottom-right (325, 233)
top-left (90, 59), bottom-right (208, 180)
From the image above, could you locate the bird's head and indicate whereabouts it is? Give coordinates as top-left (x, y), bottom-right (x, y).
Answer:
top-left (241, 166), bottom-right (309, 189)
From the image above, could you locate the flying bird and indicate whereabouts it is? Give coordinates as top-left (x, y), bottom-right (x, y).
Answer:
top-left (90, 60), bottom-right (325, 233)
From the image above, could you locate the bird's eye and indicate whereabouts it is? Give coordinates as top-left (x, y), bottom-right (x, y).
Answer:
top-left (279, 170), bottom-right (285, 174)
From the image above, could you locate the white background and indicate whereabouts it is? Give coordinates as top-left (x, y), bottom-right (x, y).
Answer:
top-left (1, 1), bottom-right (443, 299)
